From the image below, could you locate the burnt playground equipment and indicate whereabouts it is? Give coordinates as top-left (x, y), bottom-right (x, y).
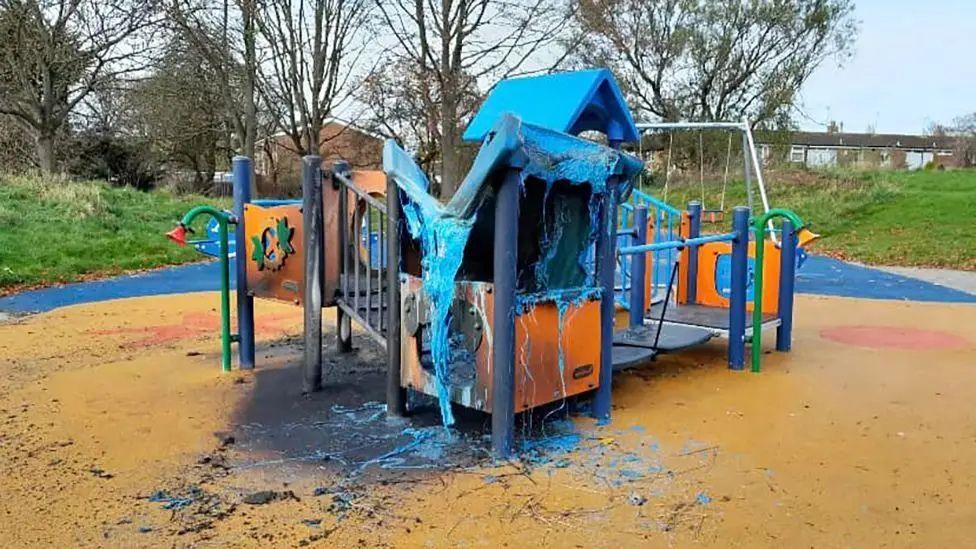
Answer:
top-left (168, 69), bottom-right (815, 457)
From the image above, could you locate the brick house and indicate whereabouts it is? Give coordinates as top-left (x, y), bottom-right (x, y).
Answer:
top-left (758, 130), bottom-right (959, 170)
top-left (255, 118), bottom-right (384, 195)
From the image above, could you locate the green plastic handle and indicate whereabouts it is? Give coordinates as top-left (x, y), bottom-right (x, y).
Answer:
top-left (750, 208), bottom-right (805, 373)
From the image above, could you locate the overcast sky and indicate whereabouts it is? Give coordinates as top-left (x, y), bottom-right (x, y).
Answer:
top-left (797, 0), bottom-right (975, 134)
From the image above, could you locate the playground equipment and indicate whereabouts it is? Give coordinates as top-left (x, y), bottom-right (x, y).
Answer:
top-left (166, 205), bottom-right (235, 372)
top-left (637, 120), bottom-right (780, 240)
top-left (168, 68), bottom-right (816, 457)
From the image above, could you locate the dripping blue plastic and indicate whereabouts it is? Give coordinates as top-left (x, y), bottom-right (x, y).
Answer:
top-left (383, 113), bottom-right (642, 428)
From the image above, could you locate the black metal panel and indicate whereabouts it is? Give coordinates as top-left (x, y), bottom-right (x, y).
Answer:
top-left (648, 303), bottom-right (776, 331)
top-left (613, 323), bottom-right (714, 353)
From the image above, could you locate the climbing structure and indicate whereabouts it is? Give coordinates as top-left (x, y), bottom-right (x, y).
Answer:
top-left (168, 68), bottom-right (816, 458)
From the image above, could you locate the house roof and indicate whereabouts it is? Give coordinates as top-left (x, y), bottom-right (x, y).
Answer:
top-left (258, 116), bottom-right (384, 146)
top-left (771, 131), bottom-right (956, 150)
top-left (462, 69), bottom-right (639, 143)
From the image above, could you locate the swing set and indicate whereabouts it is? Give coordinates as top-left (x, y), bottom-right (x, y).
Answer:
top-left (637, 120), bottom-right (777, 237)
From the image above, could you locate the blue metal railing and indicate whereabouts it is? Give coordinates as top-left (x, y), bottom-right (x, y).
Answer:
top-left (617, 188), bottom-right (680, 306)
top-left (618, 232), bottom-right (736, 255)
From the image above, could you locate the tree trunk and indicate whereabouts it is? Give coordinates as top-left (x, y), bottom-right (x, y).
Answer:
top-left (36, 132), bottom-right (56, 173)
top-left (439, 76), bottom-right (461, 199)
top-left (242, 0), bottom-right (258, 195)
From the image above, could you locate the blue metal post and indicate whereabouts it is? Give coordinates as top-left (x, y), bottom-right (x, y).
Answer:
top-left (592, 181), bottom-right (618, 421)
top-left (728, 206), bottom-right (750, 370)
top-left (386, 174), bottom-right (406, 416)
top-left (232, 156), bottom-right (255, 369)
top-left (776, 220), bottom-right (798, 352)
top-left (492, 169), bottom-right (520, 457)
top-left (334, 161), bottom-right (353, 353)
top-left (686, 201), bottom-right (702, 304)
top-left (628, 206), bottom-right (648, 328)
top-left (594, 139), bottom-right (622, 422)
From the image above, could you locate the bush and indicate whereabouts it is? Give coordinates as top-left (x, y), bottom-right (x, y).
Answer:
top-left (66, 133), bottom-right (160, 190)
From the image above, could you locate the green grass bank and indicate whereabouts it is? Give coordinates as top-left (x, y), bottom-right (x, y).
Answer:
top-left (646, 168), bottom-right (976, 270)
top-left (1, 168), bottom-right (973, 294)
top-left (0, 174), bottom-right (229, 292)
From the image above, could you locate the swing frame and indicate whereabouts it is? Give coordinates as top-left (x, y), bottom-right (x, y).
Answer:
top-left (636, 119), bottom-right (777, 240)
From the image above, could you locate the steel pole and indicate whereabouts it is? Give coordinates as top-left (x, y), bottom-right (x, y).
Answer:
top-left (592, 181), bottom-right (618, 421)
top-left (776, 220), bottom-right (797, 352)
top-left (728, 207), bottom-right (750, 370)
top-left (628, 206), bottom-right (648, 328)
top-left (335, 161), bottom-right (353, 352)
top-left (593, 139), bottom-right (623, 421)
top-left (386, 174), bottom-right (406, 417)
top-left (686, 201), bottom-right (702, 303)
top-left (302, 155), bottom-right (324, 393)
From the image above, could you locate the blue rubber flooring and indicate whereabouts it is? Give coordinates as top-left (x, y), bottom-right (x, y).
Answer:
top-left (0, 262), bottom-right (237, 314)
top-left (796, 255), bottom-right (976, 304)
top-left (1, 255), bottom-right (974, 315)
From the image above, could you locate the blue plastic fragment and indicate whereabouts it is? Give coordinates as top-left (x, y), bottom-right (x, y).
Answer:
top-left (147, 488), bottom-right (199, 510)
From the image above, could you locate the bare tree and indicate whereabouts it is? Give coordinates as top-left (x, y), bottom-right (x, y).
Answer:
top-left (256, 0), bottom-right (373, 156)
top-left (170, 0), bottom-right (258, 161)
top-left (949, 113), bottom-right (976, 167)
top-left (358, 59), bottom-right (477, 177)
top-left (373, 0), bottom-right (573, 197)
top-left (0, 0), bottom-right (159, 172)
top-left (572, 0), bottom-right (857, 125)
top-left (128, 39), bottom-right (226, 190)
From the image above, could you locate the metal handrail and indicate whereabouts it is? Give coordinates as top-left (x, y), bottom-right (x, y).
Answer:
top-left (168, 205), bottom-right (235, 372)
top-left (335, 171), bottom-right (387, 214)
top-left (630, 188), bottom-right (682, 215)
top-left (619, 232), bottom-right (736, 255)
top-left (333, 166), bottom-right (390, 349)
top-left (750, 208), bottom-right (806, 373)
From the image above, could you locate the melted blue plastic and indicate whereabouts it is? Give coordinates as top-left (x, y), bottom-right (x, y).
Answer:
top-left (401, 203), bottom-right (474, 427)
top-left (384, 113), bottom-right (642, 428)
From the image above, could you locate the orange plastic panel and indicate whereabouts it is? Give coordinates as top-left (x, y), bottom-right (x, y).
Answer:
top-left (671, 209), bottom-right (780, 314)
top-left (243, 204), bottom-right (304, 304)
top-left (400, 277), bottom-right (601, 414)
top-left (324, 170), bottom-right (387, 306)
top-left (695, 240), bottom-right (781, 315)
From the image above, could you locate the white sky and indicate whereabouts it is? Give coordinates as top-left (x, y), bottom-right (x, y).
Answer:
top-left (798, 0), bottom-right (976, 134)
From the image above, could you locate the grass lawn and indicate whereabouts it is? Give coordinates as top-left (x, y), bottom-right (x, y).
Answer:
top-left (1, 167), bottom-right (973, 295)
top-left (0, 173), bottom-right (230, 293)
top-left (645, 168), bottom-right (976, 270)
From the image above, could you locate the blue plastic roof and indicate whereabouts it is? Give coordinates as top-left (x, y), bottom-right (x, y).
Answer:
top-left (462, 69), bottom-right (639, 144)
top-left (387, 113), bottom-right (644, 221)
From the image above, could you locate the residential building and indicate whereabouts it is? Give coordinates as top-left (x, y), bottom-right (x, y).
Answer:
top-left (255, 118), bottom-right (384, 195)
top-left (759, 130), bottom-right (958, 170)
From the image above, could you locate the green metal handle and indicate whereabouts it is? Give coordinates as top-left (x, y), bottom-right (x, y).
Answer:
top-left (179, 206), bottom-right (235, 372)
top-left (750, 208), bottom-right (805, 373)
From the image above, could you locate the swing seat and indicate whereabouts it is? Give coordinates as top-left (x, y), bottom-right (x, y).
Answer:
top-left (702, 209), bottom-right (725, 223)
